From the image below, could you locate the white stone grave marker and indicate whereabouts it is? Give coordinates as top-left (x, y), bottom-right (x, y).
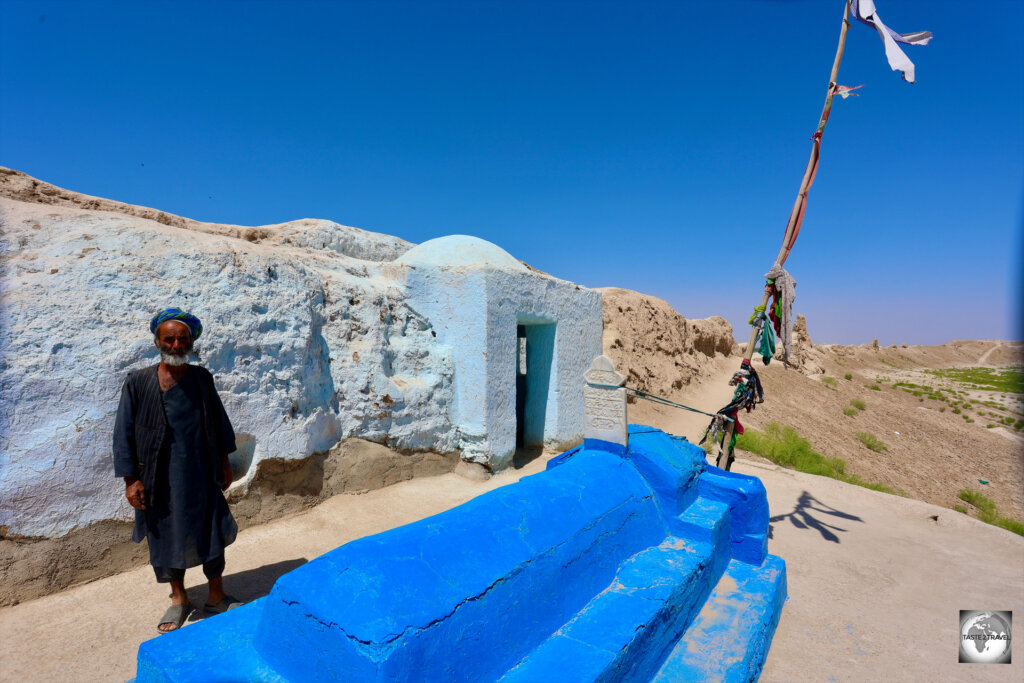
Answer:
top-left (583, 355), bottom-right (627, 453)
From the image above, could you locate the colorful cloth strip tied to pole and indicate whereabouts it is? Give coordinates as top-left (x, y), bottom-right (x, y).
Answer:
top-left (749, 306), bottom-right (776, 366)
top-left (701, 361), bottom-right (765, 468)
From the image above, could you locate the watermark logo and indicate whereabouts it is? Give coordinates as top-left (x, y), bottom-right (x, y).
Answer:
top-left (959, 610), bottom-right (1011, 664)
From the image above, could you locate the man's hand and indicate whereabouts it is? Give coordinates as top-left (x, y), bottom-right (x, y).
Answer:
top-left (221, 456), bottom-right (234, 491)
top-left (124, 477), bottom-right (146, 510)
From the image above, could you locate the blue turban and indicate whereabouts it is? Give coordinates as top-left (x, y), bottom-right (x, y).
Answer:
top-left (150, 308), bottom-right (203, 340)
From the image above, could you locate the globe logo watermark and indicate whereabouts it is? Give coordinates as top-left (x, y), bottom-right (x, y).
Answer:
top-left (959, 610), bottom-right (1012, 664)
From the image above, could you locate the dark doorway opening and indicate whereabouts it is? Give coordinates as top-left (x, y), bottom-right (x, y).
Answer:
top-left (516, 325), bottom-right (527, 448)
top-left (514, 317), bottom-right (556, 462)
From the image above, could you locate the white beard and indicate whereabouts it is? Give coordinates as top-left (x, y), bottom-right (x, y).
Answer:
top-left (161, 351), bottom-right (190, 366)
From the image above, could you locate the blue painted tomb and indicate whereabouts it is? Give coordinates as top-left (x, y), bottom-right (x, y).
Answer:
top-left (132, 426), bottom-right (786, 682)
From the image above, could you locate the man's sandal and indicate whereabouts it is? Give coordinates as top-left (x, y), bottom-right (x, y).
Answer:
top-left (204, 595), bottom-right (244, 614)
top-left (157, 603), bottom-right (190, 634)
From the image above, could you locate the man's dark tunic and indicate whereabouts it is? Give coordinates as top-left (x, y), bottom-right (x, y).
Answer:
top-left (113, 365), bottom-right (237, 570)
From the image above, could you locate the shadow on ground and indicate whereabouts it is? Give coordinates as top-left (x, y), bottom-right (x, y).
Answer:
top-left (513, 446), bottom-right (546, 470)
top-left (185, 558), bottom-right (307, 623)
top-left (770, 491), bottom-right (863, 543)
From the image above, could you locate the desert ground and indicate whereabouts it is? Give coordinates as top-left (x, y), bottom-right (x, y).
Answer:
top-left (0, 443), bottom-right (1020, 682)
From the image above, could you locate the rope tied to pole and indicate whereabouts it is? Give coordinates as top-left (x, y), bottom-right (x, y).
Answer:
top-left (624, 386), bottom-right (734, 422)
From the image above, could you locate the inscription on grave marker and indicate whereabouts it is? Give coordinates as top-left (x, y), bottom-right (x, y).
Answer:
top-left (583, 355), bottom-right (627, 451)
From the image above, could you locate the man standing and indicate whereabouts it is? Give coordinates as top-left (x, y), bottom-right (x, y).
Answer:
top-left (113, 308), bottom-right (242, 633)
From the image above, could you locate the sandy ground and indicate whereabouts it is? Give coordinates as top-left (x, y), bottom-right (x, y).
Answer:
top-left (0, 456), bottom-right (552, 683)
top-left (744, 340), bottom-right (1024, 521)
top-left (632, 351), bottom-right (1024, 681)
top-left (2, 440), bottom-right (1021, 682)
top-left (742, 458), bottom-right (1023, 682)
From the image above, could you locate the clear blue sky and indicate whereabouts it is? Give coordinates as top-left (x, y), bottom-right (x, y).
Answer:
top-left (2, 1), bottom-right (1021, 345)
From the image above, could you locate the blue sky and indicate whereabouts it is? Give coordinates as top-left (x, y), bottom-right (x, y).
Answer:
top-left (2, 1), bottom-right (1021, 345)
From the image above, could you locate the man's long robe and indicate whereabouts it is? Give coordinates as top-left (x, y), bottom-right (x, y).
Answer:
top-left (113, 364), bottom-right (237, 569)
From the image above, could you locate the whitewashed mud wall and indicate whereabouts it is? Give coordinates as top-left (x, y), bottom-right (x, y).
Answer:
top-left (0, 200), bottom-right (602, 538)
top-left (400, 236), bottom-right (603, 468)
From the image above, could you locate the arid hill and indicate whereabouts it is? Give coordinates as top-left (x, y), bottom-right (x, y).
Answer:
top-left (598, 286), bottom-right (734, 397)
top-left (601, 287), bottom-right (1024, 523)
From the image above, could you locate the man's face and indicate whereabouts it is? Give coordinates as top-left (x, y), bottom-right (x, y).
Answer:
top-left (155, 321), bottom-right (193, 365)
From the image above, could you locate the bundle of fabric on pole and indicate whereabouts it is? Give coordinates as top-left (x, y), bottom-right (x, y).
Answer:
top-left (748, 305), bottom-right (776, 366)
top-left (764, 264), bottom-right (796, 365)
top-left (701, 361), bottom-right (765, 463)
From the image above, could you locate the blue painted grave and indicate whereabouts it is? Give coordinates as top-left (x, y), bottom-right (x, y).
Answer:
top-left (132, 425), bottom-right (786, 682)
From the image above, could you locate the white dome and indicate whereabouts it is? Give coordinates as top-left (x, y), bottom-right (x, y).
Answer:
top-left (396, 235), bottom-right (528, 272)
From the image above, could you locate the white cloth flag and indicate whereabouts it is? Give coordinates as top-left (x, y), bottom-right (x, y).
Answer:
top-left (852, 0), bottom-right (932, 83)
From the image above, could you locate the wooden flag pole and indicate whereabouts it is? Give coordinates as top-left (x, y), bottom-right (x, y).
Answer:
top-left (715, 0), bottom-right (854, 470)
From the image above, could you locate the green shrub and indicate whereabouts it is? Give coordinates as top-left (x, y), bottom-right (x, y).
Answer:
top-left (842, 407), bottom-right (858, 416)
top-left (842, 475), bottom-right (899, 494)
top-left (958, 490), bottom-right (1024, 536)
top-left (958, 489), bottom-right (995, 513)
top-left (822, 377), bottom-right (837, 388)
top-left (856, 431), bottom-right (888, 452)
top-left (998, 518), bottom-right (1024, 535)
top-left (851, 399), bottom-right (866, 411)
top-left (844, 373), bottom-right (853, 380)
top-left (953, 504), bottom-right (967, 514)
top-left (736, 422), bottom-right (899, 495)
top-left (926, 367), bottom-right (1024, 394)
top-left (939, 406), bottom-right (946, 412)
top-left (952, 408), bottom-right (961, 414)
